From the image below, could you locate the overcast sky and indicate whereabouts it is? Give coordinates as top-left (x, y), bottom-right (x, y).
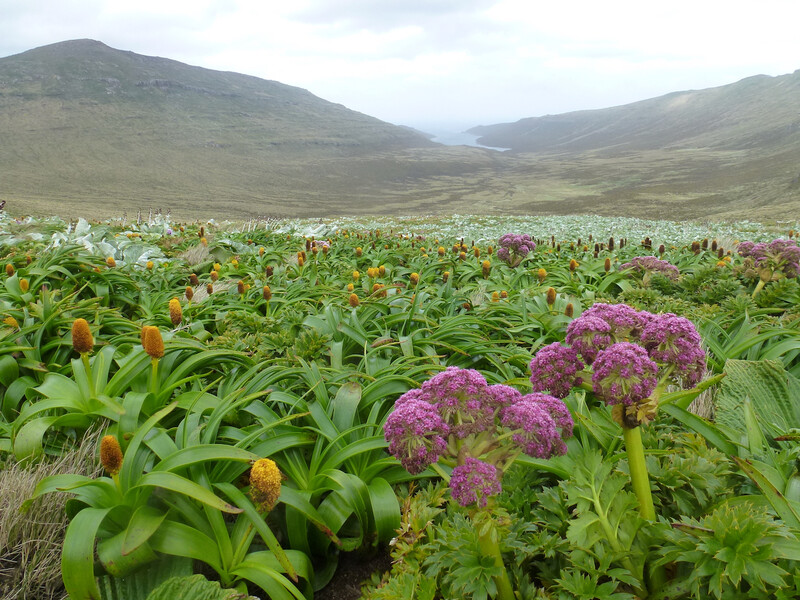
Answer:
top-left (1, 1), bottom-right (798, 131)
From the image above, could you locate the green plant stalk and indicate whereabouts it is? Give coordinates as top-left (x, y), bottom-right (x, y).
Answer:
top-left (81, 352), bottom-right (96, 398)
top-left (622, 424), bottom-right (665, 594)
top-left (475, 517), bottom-right (515, 600)
top-left (752, 279), bottom-right (766, 298)
top-left (150, 358), bottom-right (159, 396)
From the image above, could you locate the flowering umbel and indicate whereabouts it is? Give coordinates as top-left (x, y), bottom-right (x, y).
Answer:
top-left (249, 458), bottom-right (282, 511)
top-left (384, 366), bottom-right (571, 506)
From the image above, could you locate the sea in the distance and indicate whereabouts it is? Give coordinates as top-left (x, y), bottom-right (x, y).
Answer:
top-left (426, 129), bottom-right (511, 152)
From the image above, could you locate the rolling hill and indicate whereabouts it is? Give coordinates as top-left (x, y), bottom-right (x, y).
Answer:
top-left (1, 39), bottom-right (798, 222)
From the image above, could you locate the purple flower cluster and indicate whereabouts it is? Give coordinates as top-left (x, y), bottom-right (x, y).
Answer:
top-left (577, 303), bottom-right (648, 346)
top-left (384, 399), bottom-right (449, 474)
top-left (496, 233), bottom-right (536, 267)
top-left (450, 458), bottom-right (502, 508)
top-left (500, 393), bottom-right (573, 458)
top-left (619, 256), bottom-right (679, 281)
top-left (384, 366), bottom-right (573, 505)
top-left (591, 342), bottom-right (658, 406)
top-left (738, 239), bottom-right (800, 280)
top-left (565, 316), bottom-right (613, 363)
top-left (641, 313), bottom-right (706, 387)
top-left (529, 342), bottom-right (584, 398)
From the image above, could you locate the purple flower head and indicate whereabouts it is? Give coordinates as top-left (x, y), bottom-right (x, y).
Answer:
top-left (641, 313), bottom-right (706, 388)
top-left (487, 384), bottom-right (523, 410)
top-left (565, 315), bottom-right (613, 363)
top-left (529, 343), bottom-right (584, 398)
top-left (739, 239), bottom-right (800, 280)
top-left (501, 393), bottom-right (572, 458)
top-left (581, 303), bottom-right (646, 342)
top-left (591, 342), bottom-right (658, 407)
top-left (619, 256), bottom-right (679, 281)
top-left (384, 399), bottom-right (449, 474)
top-left (418, 366), bottom-right (495, 438)
top-left (450, 457), bottom-right (502, 507)
top-left (497, 233), bottom-right (535, 267)
top-left (166, 228), bottom-right (173, 235)
top-left (737, 241), bottom-right (756, 257)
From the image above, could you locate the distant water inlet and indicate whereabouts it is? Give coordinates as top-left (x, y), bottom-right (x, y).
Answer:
top-left (428, 130), bottom-right (511, 151)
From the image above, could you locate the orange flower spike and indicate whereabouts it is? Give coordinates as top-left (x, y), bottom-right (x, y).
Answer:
top-left (5, 264), bottom-right (14, 277)
top-left (185, 286), bottom-right (194, 301)
top-left (537, 268), bottom-right (547, 283)
top-left (546, 287), bottom-right (557, 306)
top-left (168, 298), bottom-right (182, 326)
top-left (349, 293), bottom-right (360, 307)
top-left (142, 326), bottom-right (165, 359)
top-left (263, 285), bottom-right (272, 301)
top-left (71, 318), bottom-right (94, 354)
top-left (100, 435), bottom-right (123, 476)
top-left (106, 256), bottom-right (116, 268)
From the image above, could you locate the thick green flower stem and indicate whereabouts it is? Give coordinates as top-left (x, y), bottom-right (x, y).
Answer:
top-left (752, 279), bottom-right (767, 298)
top-left (149, 358), bottom-right (159, 395)
top-left (623, 425), bottom-right (665, 594)
top-left (622, 425), bottom-right (655, 520)
top-left (81, 352), bottom-right (96, 398)
top-left (476, 516), bottom-right (515, 600)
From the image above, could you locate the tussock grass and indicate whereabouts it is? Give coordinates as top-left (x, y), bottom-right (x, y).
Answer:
top-left (0, 431), bottom-right (102, 600)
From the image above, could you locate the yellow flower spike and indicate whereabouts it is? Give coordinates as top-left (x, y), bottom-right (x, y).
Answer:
top-left (210, 270), bottom-right (219, 282)
top-left (410, 272), bottom-right (419, 286)
top-left (4, 316), bottom-right (19, 328)
top-left (19, 278), bottom-right (29, 293)
top-left (146, 261), bottom-right (154, 270)
top-left (263, 285), bottom-right (272, 301)
top-left (231, 259), bottom-right (239, 268)
top-left (200, 237), bottom-right (208, 246)
top-left (249, 458), bottom-right (282, 512)
top-left (100, 435), bottom-right (123, 476)
top-left (378, 265), bottom-right (386, 277)
top-left (5, 264), bottom-right (14, 277)
top-left (355, 247), bottom-right (363, 257)
top-left (352, 270), bottom-right (360, 281)
top-left (442, 271), bottom-right (450, 283)
top-left (297, 255), bottom-right (305, 267)
top-left (537, 268), bottom-right (547, 283)
top-left (72, 318), bottom-right (94, 354)
top-left (213, 263), bottom-right (222, 272)
top-left (500, 290), bottom-right (508, 299)
top-left (142, 326), bottom-right (165, 359)
top-left (106, 256), bottom-right (116, 268)
top-left (569, 259), bottom-right (579, 272)
top-left (259, 247), bottom-right (265, 256)
top-left (169, 298), bottom-right (182, 326)
top-left (481, 260), bottom-right (491, 279)
top-left (347, 282), bottom-right (354, 292)
top-left (437, 246), bottom-right (445, 257)
top-left (349, 293), bottom-right (360, 307)
top-left (491, 291), bottom-right (500, 302)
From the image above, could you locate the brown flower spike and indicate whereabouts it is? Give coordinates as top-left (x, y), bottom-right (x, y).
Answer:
top-left (72, 318), bottom-right (94, 354)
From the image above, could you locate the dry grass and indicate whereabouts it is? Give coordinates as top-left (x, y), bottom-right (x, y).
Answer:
top-left (0, 430), bottom-right (102, 600)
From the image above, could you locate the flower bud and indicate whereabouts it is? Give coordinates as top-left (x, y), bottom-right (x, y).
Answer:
top-left (189, 273), bottom-right (199, 286)
top-left (537, 268), bottom-right (547, 283)
top-left (19, 278), bottom-right (29, 292)
top-left (185, 286), bottom-right (194, 301)
top-left (604, 258), bottom-right (611, 272)
top-left (5, 264), bottom-right (14, 277)
top-left (237, 280), bottom-right (245, 295)
top-left (349, 293), bottom-right (360, 307)
top-left (146, 261), bottom-right (154, 270)
top-left (546, 287), bottom-right (557, 305)
top-left (263, 285), bottom-right (272, 301)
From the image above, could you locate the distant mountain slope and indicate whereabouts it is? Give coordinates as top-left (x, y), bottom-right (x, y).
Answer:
top-left (469, 71), bottom-right (800, 154)
top-left (0, 39), bottom-right (457, 217)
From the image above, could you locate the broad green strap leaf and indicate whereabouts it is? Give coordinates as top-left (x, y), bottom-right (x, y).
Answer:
top-left (132, 472), bottom-right (243, 513)
top-left (214, 482), bottom-right (297, 582)
top-left (152, 445), bottom-right (258, 473)
top-left (62, 506), bottom-right (112, 600)
top-left (331, 382), bottom-right (361, 433)
top-left (122, 505), bottom-right (168, 556)
top-left (733, 456), bottom-right (800, 530)
top-left (660, 403), bottom-right (739, 456)
top-left (149, 519), bottom-right (224, 573)
top-left (367, 477), bottom-right (401, 545)
top-left (120, 401), bottom-right (178, 490)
